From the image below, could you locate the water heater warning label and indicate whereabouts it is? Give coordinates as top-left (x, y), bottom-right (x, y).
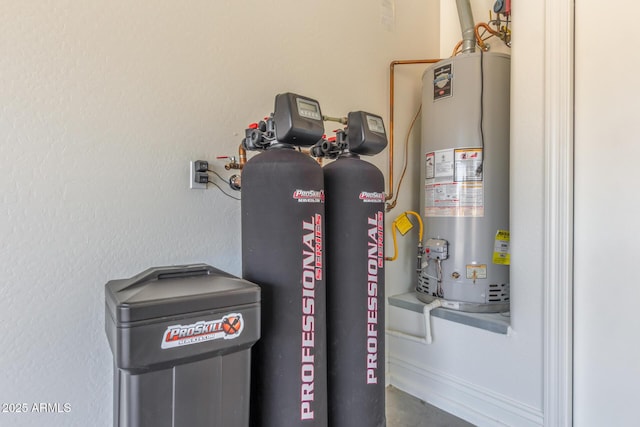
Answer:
top-left (454, 148), bottom-right (483, 182)
top-left (493, 230), bottom-right (511, 265)
top-left (424, 148), bottom-right (484, 217)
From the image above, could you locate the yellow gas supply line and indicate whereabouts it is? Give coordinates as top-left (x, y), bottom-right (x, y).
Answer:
top-left (385, 211), bottom-right (423, 266)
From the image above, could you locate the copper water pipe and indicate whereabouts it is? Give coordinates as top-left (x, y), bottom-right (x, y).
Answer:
top-left (223, 144), bottom-right (247, 170)
top-left (474, 22), bottom-right (503, 51)
top-left (387, 59), bottom-right (441, 211)
top-left (238, 144), bottom-right (247, 168)
top-left (451, 41), bottom-right (463, 57)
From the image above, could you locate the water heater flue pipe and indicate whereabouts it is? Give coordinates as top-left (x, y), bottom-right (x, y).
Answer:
top-left (456, 0), bottom-right (476, 54)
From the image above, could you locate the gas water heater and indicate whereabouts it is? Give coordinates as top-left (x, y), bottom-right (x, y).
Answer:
top-left (417, 51), bottom-right (510, 313)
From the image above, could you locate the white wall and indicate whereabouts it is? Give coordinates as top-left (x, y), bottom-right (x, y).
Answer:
top-left (387, 1), bottom-right (546, 425)
top-left (0, 1), bottom-right (438, 426)
top-left (574, 2), bottom-right (640, 425)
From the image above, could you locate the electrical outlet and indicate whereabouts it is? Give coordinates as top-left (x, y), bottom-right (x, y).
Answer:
top-left (190, 161), bottom-right (206, 189)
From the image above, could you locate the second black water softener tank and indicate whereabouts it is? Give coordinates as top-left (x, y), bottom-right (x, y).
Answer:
top-left (323, 111), bottom-right (388, 427)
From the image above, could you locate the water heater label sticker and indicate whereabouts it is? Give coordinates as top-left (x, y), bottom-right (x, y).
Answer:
top-left (432, 149), bottom-right (454, 179)
top-left (425, 152), bottom-right (435, 179)
top-left (493, 230), bottom-right (511, 265)
top-left (425, 149), bottom-right (484, 217)
top-left (466, 265), bottom-right (487, 282)
top-left (454, 148), bottom-right (483, 182)
top-left (433, 64), bottom-right (453, 100)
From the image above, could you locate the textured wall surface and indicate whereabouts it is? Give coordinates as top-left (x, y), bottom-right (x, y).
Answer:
top-left (0, 1), bottom-right (436, 426)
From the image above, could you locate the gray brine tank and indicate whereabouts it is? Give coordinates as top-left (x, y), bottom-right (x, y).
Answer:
top-left (105, 264), bottom-right (261, 427)
top-left (322, 111), bottom-right (387, 427)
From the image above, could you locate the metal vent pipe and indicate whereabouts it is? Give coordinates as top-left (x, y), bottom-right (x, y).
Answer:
top-left (456, 0), bottom-right (476, 53)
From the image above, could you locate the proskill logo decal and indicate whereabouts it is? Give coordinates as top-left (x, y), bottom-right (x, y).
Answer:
top-left (161, 313), bottom-right (244, 349)
top-left (293, 189), bottom-right (324, 203)
top-left (359, 192), bottom-right (386, 203)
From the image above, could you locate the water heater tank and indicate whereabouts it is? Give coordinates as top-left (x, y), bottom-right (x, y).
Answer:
top-left (417, 51), bottom-right (510, 313)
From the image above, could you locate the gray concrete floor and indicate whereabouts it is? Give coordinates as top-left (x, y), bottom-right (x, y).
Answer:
top-left (386, 386), bottom-right (475, 427)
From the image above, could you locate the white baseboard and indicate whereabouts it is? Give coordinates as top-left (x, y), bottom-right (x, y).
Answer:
top-left (388, 356), bottom-right (544, 427)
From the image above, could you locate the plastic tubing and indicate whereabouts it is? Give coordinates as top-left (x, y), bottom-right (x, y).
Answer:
top-left (386, 299), bottom-right (442, 344)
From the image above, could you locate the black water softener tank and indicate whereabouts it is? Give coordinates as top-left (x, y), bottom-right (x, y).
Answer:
top-left (322, 111), bottom-right (388, 427)
top-left (241, 93), bottom-right (328, 427)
